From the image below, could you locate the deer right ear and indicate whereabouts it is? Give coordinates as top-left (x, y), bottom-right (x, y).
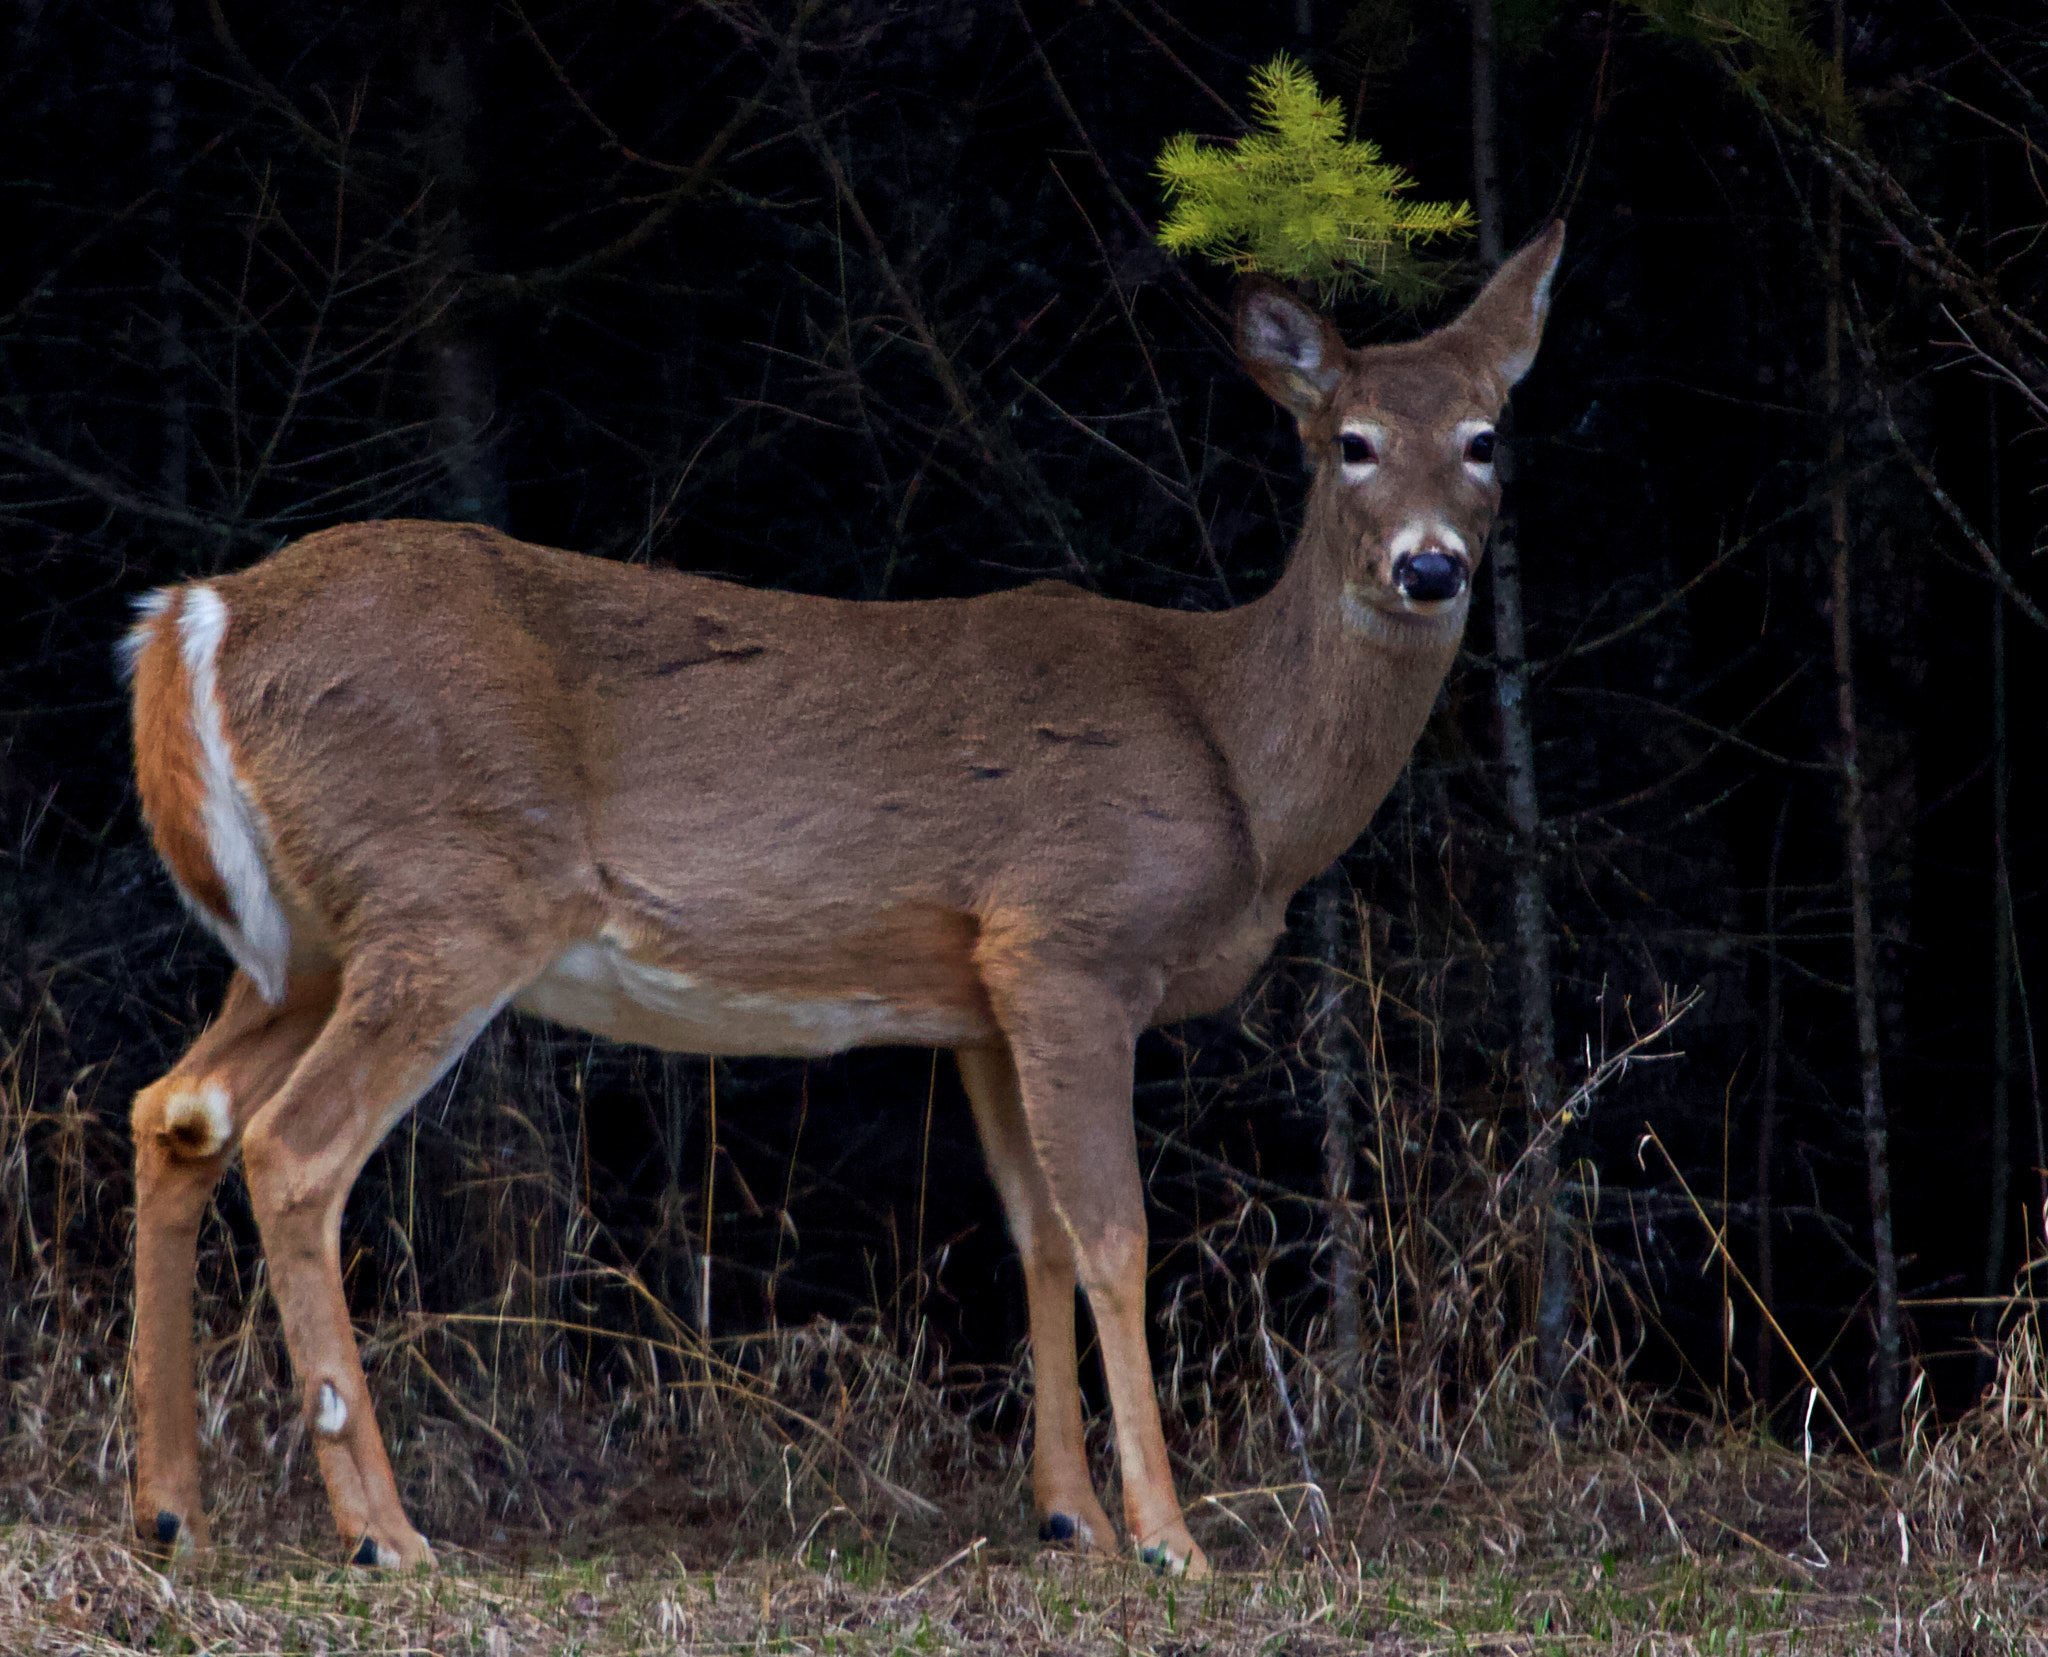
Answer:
top-left (1236, 279), bottom-right (1346, 420)
top-left (1445, 220), bottom-right (1566, 388)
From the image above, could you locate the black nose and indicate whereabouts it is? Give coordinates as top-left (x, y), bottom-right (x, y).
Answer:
top-left (1393, 550), bottom-right (1466, 603)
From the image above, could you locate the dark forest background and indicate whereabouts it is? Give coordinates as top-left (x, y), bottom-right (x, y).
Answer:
top-left (3, 0), bottom-right (2046, 1540)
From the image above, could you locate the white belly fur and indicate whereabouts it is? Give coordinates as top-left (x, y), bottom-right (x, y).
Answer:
top-left (514, 940), bottom-right (995, 1057)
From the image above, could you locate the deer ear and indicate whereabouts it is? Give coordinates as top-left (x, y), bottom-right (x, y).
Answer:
top-left (1445, 219), bottom-right (1565, 387)
top-left (1236, 278), bottom-right (1347, 419)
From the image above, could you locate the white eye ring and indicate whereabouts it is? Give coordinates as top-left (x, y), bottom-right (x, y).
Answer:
top-left (1456, 419), bottom-right (1498, 476)
top-left (1338, 423), bottom-right (1384, 476)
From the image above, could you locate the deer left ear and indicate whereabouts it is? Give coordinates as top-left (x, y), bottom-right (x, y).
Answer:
top-left (1445, 219), bottom-right (1565, 387)
top-left (1236, 277), bottom-right (1348, 420)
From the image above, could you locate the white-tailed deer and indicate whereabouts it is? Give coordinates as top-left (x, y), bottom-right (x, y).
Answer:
top-left (122, 223), bottom-right (1562, 1575)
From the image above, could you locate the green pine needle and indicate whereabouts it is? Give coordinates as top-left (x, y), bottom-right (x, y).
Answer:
top-left (1153, 56), bottom-right (1474, 303)
top-left (1632, 0), bottom-right (1860, 143)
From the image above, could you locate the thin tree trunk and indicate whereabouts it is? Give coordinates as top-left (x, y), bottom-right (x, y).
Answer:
top-left (700, 1056), bottom-right (717, 1340)
top-left (1824, 104), bottom-right (1901, 1439)
top-left (408, 0), bottom-right (507, 528)
top-left (1756, 790), bottom-right (1789, 1408)
top-left (1472, 0), bottom-right (1568, 1416)
top-left (1979, 363), bottom-right (2013, 1383)
top-left (1471, 0), bottom-right (1503, 269)
top-left (1977, 145), bottom-right (2015, 1387)
top-left (2022, 892), bottom-right (2046, 1287)
top-left (1497, 511), bottom-right (1569, 1409)
top-left (1311, 868), bottom-right (1364, 1384)
top-left (147, 0), bottom-right (188, 518)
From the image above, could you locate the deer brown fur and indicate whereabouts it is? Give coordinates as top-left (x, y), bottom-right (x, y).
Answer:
top-left (124, 222), bottom-right (1564, 1575)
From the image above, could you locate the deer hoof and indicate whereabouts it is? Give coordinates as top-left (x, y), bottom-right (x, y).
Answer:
top-left (142, 1510), bottom-right (199, 1557)
top-left (1037, 1509), bottom-right (1106, 1552)
top-left (1135, 1536), bottom-right (1210, 1578)
top-left (351, 1534), bottom-right (433, 1570)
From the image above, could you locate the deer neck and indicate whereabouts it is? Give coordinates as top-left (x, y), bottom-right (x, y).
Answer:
top-left (1199, 507), bottom-right (1466, 898)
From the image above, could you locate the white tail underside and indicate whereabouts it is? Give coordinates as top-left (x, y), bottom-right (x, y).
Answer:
top-left (129, 584), bottom-right (292, 1003)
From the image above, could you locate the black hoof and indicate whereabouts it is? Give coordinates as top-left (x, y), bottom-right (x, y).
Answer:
top-left (353, 1536), bottom-right (381, 1566)
top-left (1135, 1543), bottom-right (1171, 1572)
top-left (153, 1511), bottom-right (181, 1546)
top-left (1038, 1512), bottom-right (1077, 1543)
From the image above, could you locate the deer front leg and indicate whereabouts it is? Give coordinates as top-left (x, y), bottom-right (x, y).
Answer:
top-left (237, 946), bottom-right (518, 1568)
top-left (131, 969), bottom-right (339, 1554)
top-left (978, 963), bottom-right (1208, 1577)
top-left (956, 1044), bottom-right (1117, 1556)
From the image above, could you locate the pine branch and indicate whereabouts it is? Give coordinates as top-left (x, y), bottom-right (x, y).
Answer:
top-left (1152, 56), bottom-right (1473, 302)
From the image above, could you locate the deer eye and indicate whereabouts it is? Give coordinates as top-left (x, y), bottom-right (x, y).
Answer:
top-left (1339, 432), bottom-right (1376, 465)
top-left (1466, 430), bottom-right (1496, 464)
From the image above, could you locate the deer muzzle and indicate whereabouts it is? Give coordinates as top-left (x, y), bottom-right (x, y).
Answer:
top-left (1391, 549), bottom-right (1468, 606)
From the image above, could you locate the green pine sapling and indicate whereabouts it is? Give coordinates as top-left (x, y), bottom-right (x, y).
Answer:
top-left (1153, 55), bottom-right (1474, 304)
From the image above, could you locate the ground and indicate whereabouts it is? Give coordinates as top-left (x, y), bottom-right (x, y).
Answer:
top-left (5, 1449), bottom-right (2046, 1654)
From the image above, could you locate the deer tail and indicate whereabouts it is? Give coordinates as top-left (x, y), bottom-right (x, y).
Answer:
top-left (122, 584), bottom-right (290, 1003)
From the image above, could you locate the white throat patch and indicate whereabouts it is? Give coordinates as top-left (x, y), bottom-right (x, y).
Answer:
top-left (1340, 581), bottom-right (1464, 645)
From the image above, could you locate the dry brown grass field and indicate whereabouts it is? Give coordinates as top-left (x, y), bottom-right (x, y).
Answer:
top-left (7, 979), bottom-right (2048, 1653)
top-left (5, 1395), bottom-right (2048, 1653)
top-left (7, 1194), bottom-right (2048, 1652)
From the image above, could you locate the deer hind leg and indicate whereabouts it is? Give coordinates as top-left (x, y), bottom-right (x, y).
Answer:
top-left (975, 960), bottom-right (1209, 1578)
top-left (235, 939), bottom-right (530, 1568)
top-left (131, 968), bottom-right (340, 1554)
top-left (956, 1044), bottom-right (1116, 1558)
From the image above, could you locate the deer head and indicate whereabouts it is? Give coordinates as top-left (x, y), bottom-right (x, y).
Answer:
top-left (1235, 221), bottom-right (1565, 644)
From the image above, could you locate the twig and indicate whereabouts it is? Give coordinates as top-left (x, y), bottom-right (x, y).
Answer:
top-left (0, 435), bottom-right (265, 543)
top-left (1638, 1126), bottom-right (1889, 1496)
top-left (1858, 355), bottom-right (2048, 635)
top-left (894, 1537), bottom-right (984, 1600)
top-left (1250, 1275), bottom-right (1330, 1550)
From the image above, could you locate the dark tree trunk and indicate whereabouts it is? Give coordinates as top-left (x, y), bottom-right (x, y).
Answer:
top-left (1979, 405), bottom-right (2013, 1383)
top-left (408, 0), bottom-right (507, 528)
top-left (1825, 134), bottom-right (1901, 1440)
top-left (1470, 0), bottom-right (1503, 269)
top-left (1978, 148), bottom-right (2016, 1387)
top-left (146, 0), bottom-right (188, 519)
top-left (1311, 868), bottom-right (1365, 1383)
top-left (1472, 0), bottom-right (1568, 1418)
top-left (1756, 791), bottom-right (1789, 1408)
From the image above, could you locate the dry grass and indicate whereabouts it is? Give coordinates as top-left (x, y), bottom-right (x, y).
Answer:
top-left (8, 952), bottom-right (2048, 1649)
top-left (4, 1436), bottom-right (2048, 1654)
top-left (8, 1246), bottom-right (2048, 1651)
top-left (1907, 1313), bottom-right (2048, 1564)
